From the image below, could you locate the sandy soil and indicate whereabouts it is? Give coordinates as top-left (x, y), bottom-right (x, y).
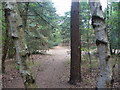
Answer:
top-left (33, 46), bottom-right (71, 88)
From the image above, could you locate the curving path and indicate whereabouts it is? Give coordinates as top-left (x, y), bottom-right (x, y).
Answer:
top-left (33, 46), bottom-right (71, 88)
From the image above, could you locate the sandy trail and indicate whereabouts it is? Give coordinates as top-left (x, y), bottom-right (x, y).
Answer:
top-left (3, 46), bottom-right (120, 88)
top-left (34, 46), bottom-right (71, 88)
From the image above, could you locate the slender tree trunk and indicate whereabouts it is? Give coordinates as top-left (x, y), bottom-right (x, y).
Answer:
top-left (86, 33), bottom-right (92, 72)
top-left (109, 5), bottom-right (113, 55)
top-left (118, 1), bottom-right (120, 81)
top-left (106, 0), bottom-right (112, 55)
top-left (2, 7), bottom-right (9, 73)
top-left (87, 10), bottom-right (92, 72)
top-left (87, 33), bottom-right (92, 73)
top-left (17, 2), bottom-right (30, 69)
top-left (89, 1), bottom-right (114, 88)
top-left (4, 2), bottom-right (35, 88)
top-left (0, 2), bottom-right (2, 89)
top-left (69, 0), bottom-right (81, 85)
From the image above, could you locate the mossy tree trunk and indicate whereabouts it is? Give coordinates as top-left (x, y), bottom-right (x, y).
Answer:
top-left (4, 2), bottom-right (35, 88)
top-left (89, 0), bottom-right (114, 88)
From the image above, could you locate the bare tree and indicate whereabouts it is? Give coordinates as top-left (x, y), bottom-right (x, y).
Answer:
top-left (69, 0), bottom-right (81, 85)
top-left (89, 0), bottom-right (114, 88)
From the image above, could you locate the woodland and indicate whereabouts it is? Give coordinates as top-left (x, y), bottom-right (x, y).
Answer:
top-left (0, 0), bottom-right (120, 89)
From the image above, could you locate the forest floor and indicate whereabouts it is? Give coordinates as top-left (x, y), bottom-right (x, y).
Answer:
top-left (2, 46), bottom-right (120, 88)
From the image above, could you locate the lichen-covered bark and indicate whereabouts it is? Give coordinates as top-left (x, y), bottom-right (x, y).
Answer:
top-left (89, 0), bottom-right (114, 88)
top-left (4, 1), bottom-right (35, 88)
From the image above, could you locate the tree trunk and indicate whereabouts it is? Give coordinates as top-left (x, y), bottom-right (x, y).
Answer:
top-left (4, 2), bottom-right (35, 88)
top-left (89, 1), bottom-right (114, 88)
top-left (87, 10), bottom-right (92, 72)
top-left (7, 38), bottom-right (15, 59)
top-left (106, 1), bottom-right (113, 55)
top-left (118, 1), bottom-right (120, 81)
top-left (69, 0), bottom-right (81, 85)
top-left (109, 5), bottom-right (113, 55)
top-left (0, 2), bottom-right (2, 89)
top-left (2, 7), bottom-right (10, 73)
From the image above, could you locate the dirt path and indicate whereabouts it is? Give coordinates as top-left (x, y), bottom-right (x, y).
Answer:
top-left (33, 46), bottom-right (71, 88)
top-left (3, 46), bottom-right (120, 88)
top-left (3, 45), bottom-right (98, 88)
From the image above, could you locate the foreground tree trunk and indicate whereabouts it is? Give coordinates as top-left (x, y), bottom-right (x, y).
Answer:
top-left (4, 2), bottom-right (35, 88)
top-left (69, 0), bottom-right (81, 85)
top-left (89, 1), bottom-right (114, 88)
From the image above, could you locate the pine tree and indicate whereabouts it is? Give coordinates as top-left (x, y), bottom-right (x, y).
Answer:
top-left (69, 0), bottom-right (81, 85)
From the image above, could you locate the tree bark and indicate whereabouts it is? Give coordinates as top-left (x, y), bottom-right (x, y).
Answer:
top-left (89, 0), bottom-right (114, 88)
top-left (7, 38), bottom-right (15, 59)
top-left (4, 2), bottom-right (35, 88)
top-left (69, 0), bottom-right (81, 85)
top-left (106, 1), bottom-right (113, 55)
top-left (0, 2), bottom-right (2, 89)
top-left (2, 7), bottom-right (9, 73)
top-left (118, 1), bottom-right (120, 81)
